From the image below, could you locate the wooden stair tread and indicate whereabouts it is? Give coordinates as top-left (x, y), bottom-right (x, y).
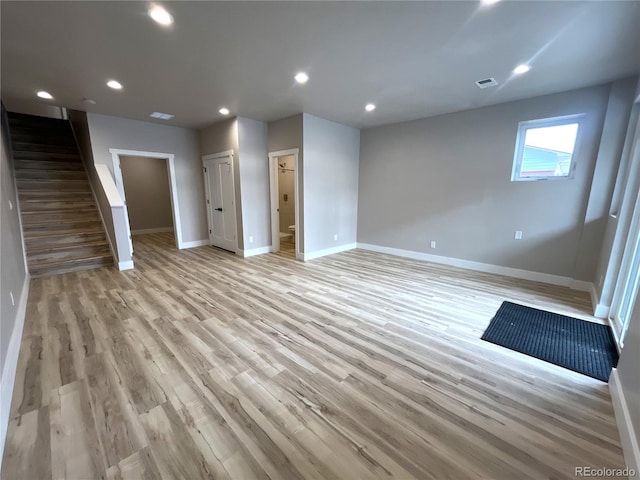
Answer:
top-left (27, 239), bottom-right (110, 254)
top-left (14, 160), bottom-right (84, 170)
top-left (23, 225), bottom-right (105, 239)
top-left (13, 151), bottom-right (80, 160)
top-left (29, 252), bottom-right (113, 268)
top-left (19, 203), bottom-right (96, 212)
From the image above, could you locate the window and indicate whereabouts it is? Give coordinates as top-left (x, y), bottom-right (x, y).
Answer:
top-left (511, 115), bottom-right (583, 181)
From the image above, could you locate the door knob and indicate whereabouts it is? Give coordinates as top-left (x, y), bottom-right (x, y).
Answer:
top-left (215, 208), bottom-right (223, 211)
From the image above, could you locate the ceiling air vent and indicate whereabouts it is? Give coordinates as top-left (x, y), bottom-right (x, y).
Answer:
top-left (149, 112), bottom-right (174, 120)
top-left (475, 78), bottom-right (498, 89)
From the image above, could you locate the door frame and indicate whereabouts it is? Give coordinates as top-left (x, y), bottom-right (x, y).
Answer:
top-left (268, 148), bottom-right (301, 260)
top-left (108, 149), bottom-right (183, 255)
top-left (609, 159), bottom-right (640, 348)
top-left (202, 150), bottom-right (238, 253)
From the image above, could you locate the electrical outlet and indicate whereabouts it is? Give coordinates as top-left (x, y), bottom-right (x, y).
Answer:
top-left (430, 241), bottom-right (436, 249)
top-left (249, 236), bottom-right (254, 244)
top-left (10, 291), bottom-right (14, 307)
top-left (515, 230), bottom-right (523, 240)
top-left (333, 234), bottom-right (338, 241)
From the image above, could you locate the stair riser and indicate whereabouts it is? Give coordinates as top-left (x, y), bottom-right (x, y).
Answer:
top-left (14, 160), bottom-right (84, 171)
top-left (12, 144), bottom-right (78, 155)
top-left (21, 211), bottom-right (100, 224)
top-left (28, 245), bottom-right (111, 263)
top-left (23, 221), bottom-right (102, 233)
top-left (7, 114), bottom-right (70, 126)
top-left (17, 181), bottom-right (91, 192)
top-left (19, 202), bottom-right (96, 213)
top-left (25, 232), bottom-right (107, 248)
top-left (16, 170), bottom-right (88, 180)
top-left (30, 257), bottom-right (113, 278)
top-left (11, 133), bottom-right (75, 143)
top-left (13, 151), bottom-right (80, 162)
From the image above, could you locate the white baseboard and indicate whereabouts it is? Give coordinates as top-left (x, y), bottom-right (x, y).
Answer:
top-left (237, 246), bottom-right (271, 258)
top-left (131, 227), bottom-right (174, 235)
top-left (609, 368), bottom-right (640, 473)
top-left (118, 260), bottom-right (134, 270)
top-left (356, 243), bottom-right (594, 293)
top-left (179, 239), bottom-right (209, 249)
top-left (1, 273), bottom-right (30, 461)
top-left (304, 243), bottom-right (356, 261)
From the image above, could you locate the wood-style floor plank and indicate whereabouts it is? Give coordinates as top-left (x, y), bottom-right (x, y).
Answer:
top-left (2, 233), bottom-right (625, 479)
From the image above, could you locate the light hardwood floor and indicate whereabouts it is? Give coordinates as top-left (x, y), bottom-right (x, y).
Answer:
top-left (2, 233), bottom-right (624, 479)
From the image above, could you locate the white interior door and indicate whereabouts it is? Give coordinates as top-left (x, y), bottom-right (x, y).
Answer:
top-left (204, 155), bottom-right (237, 252)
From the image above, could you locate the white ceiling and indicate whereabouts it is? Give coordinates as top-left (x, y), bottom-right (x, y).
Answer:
top-left (2, 1), bottom-right (639, 129)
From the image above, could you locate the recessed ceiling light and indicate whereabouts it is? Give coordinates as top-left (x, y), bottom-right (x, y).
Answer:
top-left (219, 107), bottom-right (230, 115)
top-left (107, 80), bottom-right (123, 90)
top-left (37, 91), bottom-right (53, 100)
top-left (365, 103), bottom-right (376, 112)
top-left (149, 112), bottom-right (174, 120)
top-left (148, 4), bottom-right (173, 26)
top-left (513, 64), bottom-right (531, 75)
top-left (481, 0), bottom-right (500, 6)
top-left (295, 72), bottom-right (309, 84)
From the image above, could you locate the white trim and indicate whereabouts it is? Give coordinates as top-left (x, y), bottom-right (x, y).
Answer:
top-left (356, 243), bottom-right (593, 292)
top-left (268, 149), bottom-right (301, 259)
top-left (589, 283), bottom-right (612, 319)
top-left (181, 239), bottom-right (209, 249)
top-left (108, 149), bottom-right (183, 254)
top-left (118, 260), bottom-right (134, 271)
top-left (236, 246), bottom-right (271, 258)
top-left (202, 150), bottom-right (234, 162)
top-left (131, 227), bottom-right (174, 235)
top-left (595, 303), bottom-right (611, 319)
top-left (0, 274), bottom-right (30, 460)
top-left (609, 368), bottom-right (640, 473)
top-left (304, 243), bottom-right (357, 261)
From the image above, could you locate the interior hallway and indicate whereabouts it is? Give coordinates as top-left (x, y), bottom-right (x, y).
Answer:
top-left (1, 233), bottom-right (624, 479)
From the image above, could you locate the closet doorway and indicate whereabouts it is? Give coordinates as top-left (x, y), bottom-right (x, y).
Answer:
top-left (269, 149), bottom-right (301, 259)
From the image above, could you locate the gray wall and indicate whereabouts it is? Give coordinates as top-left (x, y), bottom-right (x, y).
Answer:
top-left (120, 155), bottom-right (173, 233)
top-left (87, 113), bottom-right (207, 244)
top-left (199, 118), bottom-right (243, 249)
top-left (583, 78), bottom-right (638, 293)
top-left (358, 85), bottom-right (612, 280)
top-left (278, 155), bottom-right (296, 234)
top-left (68, 110), bottom-right (119, 260)
top-left (268, 114), bottom-right (304, 252)
top-left (237, 117), bottom-right (270, 250)
top-left (594, 80), bottom-right (640, 307)
top-left (0, 105), bottom-right (27, 375)
top-left (303, 114), bottom-right (360, 253)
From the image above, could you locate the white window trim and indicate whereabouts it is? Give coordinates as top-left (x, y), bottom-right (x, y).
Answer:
top-left (511, 113), bottom-right (585, 182)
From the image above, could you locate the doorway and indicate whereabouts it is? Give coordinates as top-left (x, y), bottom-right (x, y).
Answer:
top-left (109, 148), bottom-right (182, 261)
top-left (120, 155), bottom-right (175, 244)
top-left (269, 148), bottom-right (300, 259)
top-left (202, 151), bottom-right (238, 252)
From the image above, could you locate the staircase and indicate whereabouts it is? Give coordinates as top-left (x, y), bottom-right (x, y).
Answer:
top-left (8, 112), bottom-right (113, 277)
